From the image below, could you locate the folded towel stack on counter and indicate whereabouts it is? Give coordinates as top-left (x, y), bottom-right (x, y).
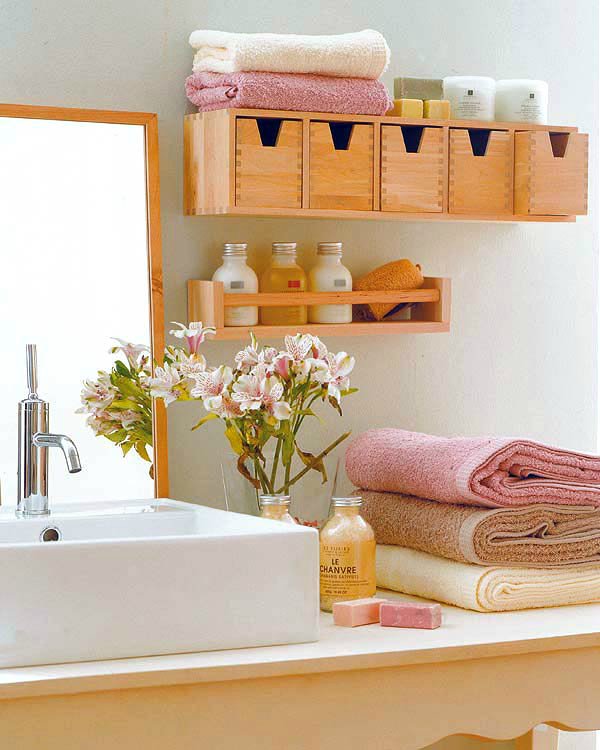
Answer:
top-left (346, 429), bottom-right (600, 612)
top-left (185, 29), bottom-right (393, 116)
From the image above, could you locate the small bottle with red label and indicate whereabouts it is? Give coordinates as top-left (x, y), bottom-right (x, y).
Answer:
top-left (260, 242), bottom-right (307, 326)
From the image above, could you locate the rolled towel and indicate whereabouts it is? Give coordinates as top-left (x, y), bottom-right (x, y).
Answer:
top-left (377, 545), bottom-right (600, 612)
top-left (346, 429), bottom-right (600, 508)
top-left (185, 72), bottom-right (392, 116)
top-left (189, 29), bottom-right (390, 79)
top-left (361, 491), bottom-right (600, 567)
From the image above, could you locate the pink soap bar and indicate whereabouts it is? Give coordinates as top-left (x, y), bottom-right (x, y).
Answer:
top-left (380, 601), bottom-right (442, 629)
top-left (333, 598), bottom-right (387, 627)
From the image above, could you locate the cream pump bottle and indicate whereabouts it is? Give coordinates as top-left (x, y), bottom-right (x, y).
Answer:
top-left (212, 243), bottom-right (259, 326)
top-left (308, 242), bottom-right (353, 324)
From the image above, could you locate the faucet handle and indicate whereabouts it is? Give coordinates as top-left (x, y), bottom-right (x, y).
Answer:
top-left (26, 344), bottom-right (39, 399)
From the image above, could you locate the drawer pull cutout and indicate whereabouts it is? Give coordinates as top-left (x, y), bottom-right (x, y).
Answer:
top-left (255, 117), bottom-right (283, 148)
top-left (328, 121), bottom-right (354, 150)
top-left (400, 125), bottom-right (426, 153)
top-left (468, 129), bottom-right (492, 156)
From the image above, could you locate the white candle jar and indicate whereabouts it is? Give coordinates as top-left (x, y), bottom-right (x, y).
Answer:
top-left (443, 76), bottom-right (496, 121)
top-left (495, 79), bottom-right (548, 124)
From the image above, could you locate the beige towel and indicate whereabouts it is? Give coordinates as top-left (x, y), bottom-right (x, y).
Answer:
top-left (189, 29), bottom-right (390, 79)
top-left (377, 545), bottom-right (600, 612)
top-left (361, 491), bottom-right (600, 567)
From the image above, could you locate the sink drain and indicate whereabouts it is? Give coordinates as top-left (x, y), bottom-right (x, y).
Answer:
top-left (40, 526), bottom-right (61, 542)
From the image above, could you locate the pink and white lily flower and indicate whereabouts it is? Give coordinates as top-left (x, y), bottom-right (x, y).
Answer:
top-left (231, 367), bottom-right (291, 420)
top-left (323, 352), bottom-right (355, 403)
top-left (149, 363), bottom-right (182, 405)
top-left (169, 321), bottom-right (215, 355)
top-left (234, 341), bottom-right (278, 374)
top-left (190, 365), bottom-right (234, 412)
top-left (110, 339), bottom-right (150, 367)
top-left (78, 372), bottom-right (116, 410)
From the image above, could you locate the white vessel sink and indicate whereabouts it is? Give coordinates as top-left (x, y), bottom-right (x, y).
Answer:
top-left (0, 499), bottom-right (319, 668)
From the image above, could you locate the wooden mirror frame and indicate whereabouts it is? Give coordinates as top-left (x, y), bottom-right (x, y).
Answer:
top-left (0, 103), bottom-right (169, 497)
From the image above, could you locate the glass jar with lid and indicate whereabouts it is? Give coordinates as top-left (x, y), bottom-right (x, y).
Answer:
top-left (319, 496), bottom-right (376, 612)
top-left (212, 243), bottom-right (259, 326)
top-left (259, 494), bottom-right (297, 525)
top-left (260, 242), bottom-right (307, 326)
top-left (308, 242), bottom-right (353, 324)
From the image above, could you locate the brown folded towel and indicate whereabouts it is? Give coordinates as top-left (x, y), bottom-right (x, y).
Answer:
top-left (361, 490), bottom-right (600, 567)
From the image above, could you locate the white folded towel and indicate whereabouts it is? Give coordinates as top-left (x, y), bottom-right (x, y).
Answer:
top-left (377, 545), bottom-right (600, 612)
top-left (189, 29), bottom-right (390, 80)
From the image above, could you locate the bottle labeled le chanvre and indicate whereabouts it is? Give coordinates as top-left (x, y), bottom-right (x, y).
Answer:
top-left (319, 496), bottom-right (376, 612)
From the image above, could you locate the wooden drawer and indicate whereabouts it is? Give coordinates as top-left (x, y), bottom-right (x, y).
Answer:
top-left (449, 129), bottom-right (513, 215)
top-left (381, 125), bottom-right (445, 212)
top-left (514, 131), bottom-right (588, 215)
top-left (235, 116), bottom-right (302, 209)
top-left (309, 121), bottom-right (374, 210)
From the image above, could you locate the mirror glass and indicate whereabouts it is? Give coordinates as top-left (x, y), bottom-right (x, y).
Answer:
top-left (1, 116), bottom-right (156, 504)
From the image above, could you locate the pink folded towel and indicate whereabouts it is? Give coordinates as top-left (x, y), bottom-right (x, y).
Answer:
top-left (185, 71), bottom-right (392, 115)
top-left (346, 429), bottom-right (600, 508)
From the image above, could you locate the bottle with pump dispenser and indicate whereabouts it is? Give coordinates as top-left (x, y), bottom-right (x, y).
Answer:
top-left (212, 243), bottom-right (258, 326)
top-left (260, 242), bottom-right (307, 326)
top-left (308, 242), bottom-right (353, 324)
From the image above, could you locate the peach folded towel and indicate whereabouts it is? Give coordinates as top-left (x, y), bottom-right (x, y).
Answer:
top-left (346, 429), bottom-right (600, 508)
top-left (361, 491), bottom-right (600, 567)
top-left (185, 72), bottom-right (392, 115)
top-left (377, 545), bottom-right (600, 612)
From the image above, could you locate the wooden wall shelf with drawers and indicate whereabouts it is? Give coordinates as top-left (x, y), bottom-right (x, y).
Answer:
top-left (187, 277), bottom-right (451, 340)
top-left (184, 109), bottom-right (588, 222)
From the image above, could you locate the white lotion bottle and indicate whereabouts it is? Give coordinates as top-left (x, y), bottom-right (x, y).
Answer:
top-left (443, 76), bottom-right (496, 121)
top-left (308, 242), bottom-right (353, 324)
top-left (212, 243), bottom-right (258, 326)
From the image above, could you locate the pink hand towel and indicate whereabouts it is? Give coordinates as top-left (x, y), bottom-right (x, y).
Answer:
top-left (346, 429), bottom-right (600, 508)
top-left (185, 71), bottom-right (392, 116)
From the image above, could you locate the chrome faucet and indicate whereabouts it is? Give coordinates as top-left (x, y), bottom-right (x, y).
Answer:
top-left (17, 344), bottom-right (82, 516)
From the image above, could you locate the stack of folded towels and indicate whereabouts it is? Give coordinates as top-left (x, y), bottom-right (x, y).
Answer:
top-left (345, 429), bottom-right (600, 612)
top-left (185, 29), bottom-right (392, 116)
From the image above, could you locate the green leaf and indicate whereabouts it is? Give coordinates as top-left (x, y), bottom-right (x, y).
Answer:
top-left (225, 424), bottom-right (244, 455)
top-left (134, 441), bottom-right (151, 463)
top-left (340, 387), bottom-right (359, 397)
top-left (121, 442), bottom-right (134, 457)
top-left (115, 361), bottom-right (131, 378)
top-left (296, 446), bottom-right (328, 485)
top-left (191, 412), bottom-right (219, 431)
top-left (105, 429), bottom-right (127, 443)
top-left (109, 399), bottom-right (139, 411)
top-left (237, 453), bottom-right (261, 489)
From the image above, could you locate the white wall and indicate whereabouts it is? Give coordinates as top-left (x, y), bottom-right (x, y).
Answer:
top-left (2, 0), bottom-right (597, 509)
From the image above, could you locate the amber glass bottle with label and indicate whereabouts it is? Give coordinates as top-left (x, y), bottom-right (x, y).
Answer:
top-left (260, 242), bottom-right (307, 326)
top-left (319, 496), bottom-right (376, 612)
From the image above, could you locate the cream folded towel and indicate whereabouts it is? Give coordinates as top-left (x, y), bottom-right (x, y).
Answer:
top-left (189, 29), bottom-right (390, 79)
top-left (377, 545), bottom-right (600, 612)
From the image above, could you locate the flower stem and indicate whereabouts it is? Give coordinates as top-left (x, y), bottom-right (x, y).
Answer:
top-left (269, 436), bottom-right (282, 489)
top-left (274, 431), bottom-right (351, 495)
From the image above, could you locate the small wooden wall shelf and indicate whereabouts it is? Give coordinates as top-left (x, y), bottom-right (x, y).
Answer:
top-left (187, 277), bottom-right (451, 340)
top-left (184, 108), bottom-right (588, 222)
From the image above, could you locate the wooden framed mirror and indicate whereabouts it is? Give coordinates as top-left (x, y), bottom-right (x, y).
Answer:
top-left (0, 103), bottom-right (168, 501)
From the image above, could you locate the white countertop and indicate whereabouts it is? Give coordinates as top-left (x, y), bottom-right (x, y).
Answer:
top-left (2, 592), bottom-right (600, 701)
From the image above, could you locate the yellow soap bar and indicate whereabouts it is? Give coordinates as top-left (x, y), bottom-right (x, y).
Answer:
top-left (390, 98), bottom-right (424, 118)
top-left (424, 99), bottom-right (451, 119)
